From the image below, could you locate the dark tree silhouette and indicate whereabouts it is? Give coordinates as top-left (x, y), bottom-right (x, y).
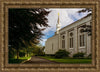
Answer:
top-left (78, 8), bottom-right (92, 14)
top-left (9, 8), bottom-right (50, 59)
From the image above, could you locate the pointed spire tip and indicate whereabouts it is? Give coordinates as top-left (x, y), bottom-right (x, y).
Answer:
top-left (58, 12), bottom-right (59, 16)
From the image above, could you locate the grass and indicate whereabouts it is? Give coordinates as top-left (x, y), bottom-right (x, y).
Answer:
top-left (39, 56), bottom-right (92, 64)
top-left (9, 56), bottom-right (31, 64)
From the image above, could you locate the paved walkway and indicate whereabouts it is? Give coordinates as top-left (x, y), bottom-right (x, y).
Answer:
top-left (23, 56), bottom-right (59, 64)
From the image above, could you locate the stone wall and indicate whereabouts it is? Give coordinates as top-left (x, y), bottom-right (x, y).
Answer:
top-left (45, 35), bottom-right (59, 54)
top-left (45, 15), bottom-right (92, 57)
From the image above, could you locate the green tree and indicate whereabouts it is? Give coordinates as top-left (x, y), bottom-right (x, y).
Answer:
top-left (55, 50), bottom-right (70, 58)
top-left (9, 8), bottom-right (50, 59)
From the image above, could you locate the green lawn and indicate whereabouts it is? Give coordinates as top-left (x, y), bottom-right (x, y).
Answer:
top-left (9, 57), bottom-right (31, 64)
top-left (39, 56), bottom-right (92, 64)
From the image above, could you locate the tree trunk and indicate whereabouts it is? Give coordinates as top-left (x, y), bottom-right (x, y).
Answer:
top-left (26, 48), bottom-right (28, 57)
top-left (17, 49), bottom-right (19, 59)
top-left (27, 51), bottom-right (28, 57)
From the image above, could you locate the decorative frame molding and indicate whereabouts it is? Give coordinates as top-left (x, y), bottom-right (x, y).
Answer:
top-left (0, 0), bottom-right (100, 72)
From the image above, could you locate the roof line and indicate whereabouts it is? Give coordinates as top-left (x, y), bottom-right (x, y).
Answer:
top-left (60, 13), bottom-right (92, 31)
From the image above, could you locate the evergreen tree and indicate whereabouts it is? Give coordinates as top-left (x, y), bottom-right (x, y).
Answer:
top-left (9, 8), bottom-right (50, 59)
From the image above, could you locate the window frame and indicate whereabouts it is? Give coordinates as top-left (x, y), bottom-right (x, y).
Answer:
top-left (61, 35), bottom-right (65, 49)
top-left (79, 29), bottom-right (86, 48)
top-left (69, 32), bottom-right (73, 48)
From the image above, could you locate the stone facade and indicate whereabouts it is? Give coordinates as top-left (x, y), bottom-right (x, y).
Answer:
top-left (45, 14), bottom-right (92, 57)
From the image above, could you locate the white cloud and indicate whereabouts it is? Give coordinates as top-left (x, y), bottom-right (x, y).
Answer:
top-left (42, 8), bottom-right (86, 34)
top-left (40, 39), bottom-right (47, 46)
top-left (39, 8), bottom-right (89, 46)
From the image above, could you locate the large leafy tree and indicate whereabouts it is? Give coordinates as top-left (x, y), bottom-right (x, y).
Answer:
top-left (9, 8), bottom-right (50, 59)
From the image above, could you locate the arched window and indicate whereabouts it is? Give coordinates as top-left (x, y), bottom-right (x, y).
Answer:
top-left (62, 35), bottom-right (65, 48)
top-left (69, 32), bottom-right (73, 48)
top-left (79, 29), bottom-right (85, 47)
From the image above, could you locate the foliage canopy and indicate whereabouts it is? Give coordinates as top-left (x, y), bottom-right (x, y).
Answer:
top-left (9, 8), bottom-right (50, 59)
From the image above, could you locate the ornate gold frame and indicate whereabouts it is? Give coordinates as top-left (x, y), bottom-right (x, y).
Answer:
top-left (0, 0), bottom-right (100, 72)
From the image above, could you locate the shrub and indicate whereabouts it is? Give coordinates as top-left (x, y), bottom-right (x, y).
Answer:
top-left (55, 49), bottom-right (70, 58)
top-left (45, 54), bottom-right (55, 56)
top-left (73, 52), bottom-right (85, 58)
top-left (87, 53), bottom-right (92, 58)
top-left (33, 48), bottom-right (45, 56)
top-left (35, 52), bottom-right (45, 56)
top-left (9, 47), bottom-right (16, 58)
top-left (19, 52), bottom-right (25, 57)
top-left (39, 52), bottom-right (45, 56)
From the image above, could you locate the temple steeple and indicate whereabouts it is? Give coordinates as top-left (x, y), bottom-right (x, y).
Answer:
top-left (56, 13), bottom-right (61, 34)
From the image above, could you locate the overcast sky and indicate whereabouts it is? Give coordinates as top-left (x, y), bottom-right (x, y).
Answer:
top-left (39, 8), bottom-right (90, 46)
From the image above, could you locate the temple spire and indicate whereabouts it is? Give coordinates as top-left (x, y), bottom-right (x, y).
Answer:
top-left (56, 12), bottom-right (61, 34)
top-left (57, 12), bottom-right (59, 24)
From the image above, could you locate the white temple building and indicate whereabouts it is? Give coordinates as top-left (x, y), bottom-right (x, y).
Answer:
top-left (45, 13), bottom-right (92, 57)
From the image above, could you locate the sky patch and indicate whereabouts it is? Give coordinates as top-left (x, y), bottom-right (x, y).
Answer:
top-left (39, 8), bottom-right (89, 46)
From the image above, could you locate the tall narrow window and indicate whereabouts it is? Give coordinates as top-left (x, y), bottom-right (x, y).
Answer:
top-left (69, 32), bottom-right (73, 48)
top-left (70, 38), bottom-right (71, 48)
top-left (80, 34), bottom-right (85, 47)
top-left (62, 40), bottom-right (65, 48)
top-left (62, 35), bottom-right (65, 48)
top-left (72, 37), bottom-right (73, 48)
top-left (70, 37), bottom-right (73, 48)
top-left (83, 34), bottom-right (85, 46)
